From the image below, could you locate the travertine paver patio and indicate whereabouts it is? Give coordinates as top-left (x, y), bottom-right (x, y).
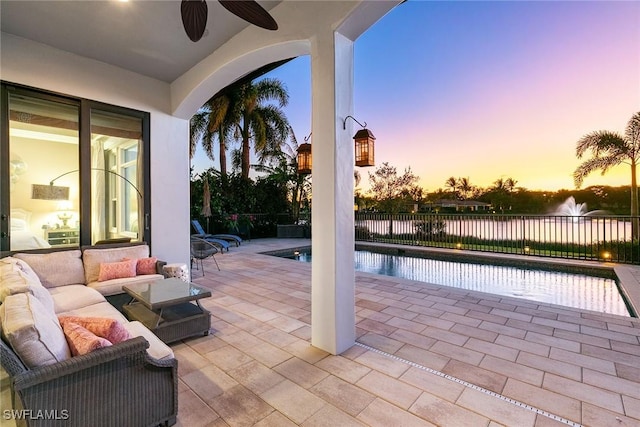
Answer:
top-left (175, 238), bottom-right (640, 427)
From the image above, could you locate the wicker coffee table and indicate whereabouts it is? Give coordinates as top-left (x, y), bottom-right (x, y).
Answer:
top-left (122, 278), bottom-right (211, 344)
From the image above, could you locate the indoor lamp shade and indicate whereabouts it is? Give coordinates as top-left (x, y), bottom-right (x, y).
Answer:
top-left (354, 128), bottom-right (375, 167)
top-left (297, 143), bottom-right (312, 175)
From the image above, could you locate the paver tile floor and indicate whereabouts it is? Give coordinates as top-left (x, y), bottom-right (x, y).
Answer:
top-left (174, 238), bottom-right (640, 427)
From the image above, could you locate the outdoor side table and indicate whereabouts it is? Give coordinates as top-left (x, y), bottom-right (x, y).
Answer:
top-left (122, 278), bottom-right (211, 344)
top-left (163, 263), bottom-right (190, 282)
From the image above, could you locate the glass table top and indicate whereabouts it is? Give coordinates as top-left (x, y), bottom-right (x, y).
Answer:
top-left (123, 278), bottom-right (211, 309)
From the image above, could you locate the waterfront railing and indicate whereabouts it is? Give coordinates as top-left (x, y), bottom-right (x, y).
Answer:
top-left (355, 212), bottom-right (640, 264)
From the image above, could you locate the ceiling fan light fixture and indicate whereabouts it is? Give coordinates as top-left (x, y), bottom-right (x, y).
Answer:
top-left (181, 0), bottom-right (208, 42)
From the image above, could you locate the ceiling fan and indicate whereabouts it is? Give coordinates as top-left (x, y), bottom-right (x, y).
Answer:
top-left (181, 0), bottom-right (278, 42)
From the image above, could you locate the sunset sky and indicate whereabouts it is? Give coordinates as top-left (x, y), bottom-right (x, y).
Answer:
top-left (191, 0), bottom-right (640, 193)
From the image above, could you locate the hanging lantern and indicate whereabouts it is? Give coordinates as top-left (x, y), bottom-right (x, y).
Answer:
top-left (297, 142), bottom-right (312, 175)
top-left (354, 128), bottom-right (375, 167)
top-left (344, 115), bottom-right (376, 167)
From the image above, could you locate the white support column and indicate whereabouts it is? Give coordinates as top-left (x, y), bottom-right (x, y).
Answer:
top-left (310, 30), bottom-right (356, 355)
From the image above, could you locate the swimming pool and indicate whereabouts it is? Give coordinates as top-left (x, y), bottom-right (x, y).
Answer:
top-left (280, 248), bottom-right (631, 317)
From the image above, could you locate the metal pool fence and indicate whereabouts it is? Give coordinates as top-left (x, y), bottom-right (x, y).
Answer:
top-left (355, 213), bottom-right (640, 264)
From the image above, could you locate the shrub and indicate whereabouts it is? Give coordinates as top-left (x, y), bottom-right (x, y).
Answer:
top-left (414, 219), bottom-right (446, 239)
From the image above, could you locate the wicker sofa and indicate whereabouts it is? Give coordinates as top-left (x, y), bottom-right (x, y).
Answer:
top-left (0, 244), bottom-right (178, 427)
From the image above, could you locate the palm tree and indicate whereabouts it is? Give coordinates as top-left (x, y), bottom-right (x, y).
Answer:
top-left (190, 89), bottom-right (241, 186)
top-left (490, 177), bottom-right (517, 213)
top-left (492, 177), bottom-right (517, 193)
top-left (444, 176), bottom-right (458, 199)
top-left (456, 177), bottom-right (473, 200)
top-left (574, 112), bottom-right (640, 239)
top-left (237, 78), bottom-right (290, 179)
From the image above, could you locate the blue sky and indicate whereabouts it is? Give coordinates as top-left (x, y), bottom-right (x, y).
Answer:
top-left (192, 0), bottom-right (640, 192)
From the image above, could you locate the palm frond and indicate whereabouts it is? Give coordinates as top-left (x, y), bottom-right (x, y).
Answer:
top-left (230, 148), bottom-right (242, 173)
top-left (625, 112), bottom-right (640, 159)
top-left (254, 78), bottom-right (289, 108)
top-left (279, 127), bottom-right (299, 160)
top-left (573, 155), bottom-right (623, 188)
top-left (575, 131), bottom-right (626, 158)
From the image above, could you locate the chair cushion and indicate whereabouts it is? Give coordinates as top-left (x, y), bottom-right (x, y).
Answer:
top-left (14, 250), bottom-right (85, 288)
top-left (97, 259), bottom-right (137, 282)
top-left (1, 256), bottom-right (42, 284)
top-left (58, 316), bottom-right (131, 344)
top-left (0, 257), bottom-right (55, 315)
top-left (83, 245), bottom-right (150, 284)
top-left (61, 321), bottom-right (112, 356)
top-left (48, 285), bottom-right (107, 314)
top-left (0, 293), bottom-right (70, 368)
top-left (122, 321), bottom-right (174, 360)
top-left (59, 301), bottom-right (128, 323)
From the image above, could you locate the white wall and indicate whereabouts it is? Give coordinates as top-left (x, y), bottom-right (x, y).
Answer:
top-left (1, 34), bottom-right (190, 264)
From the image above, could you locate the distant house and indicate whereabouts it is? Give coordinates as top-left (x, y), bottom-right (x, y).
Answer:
top-left (426, 199), bottom-right (492, 212)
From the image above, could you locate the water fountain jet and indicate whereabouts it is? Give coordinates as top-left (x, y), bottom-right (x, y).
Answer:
top-left (551, 197), bottom-right (609, 219)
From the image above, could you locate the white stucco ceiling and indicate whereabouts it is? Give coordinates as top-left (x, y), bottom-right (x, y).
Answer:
top-left (0, 0), bottom-right (281, 83)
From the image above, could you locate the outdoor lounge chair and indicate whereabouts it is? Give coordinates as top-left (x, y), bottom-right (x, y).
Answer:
top-left (191, 219), bottom-right (243, 246)
top-left (191, 233), bottom-right (231, 253)
top-left (190, 236), bottom-right (220, 275)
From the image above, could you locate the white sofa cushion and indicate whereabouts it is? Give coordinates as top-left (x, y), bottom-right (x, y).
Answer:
top-left (14, 250), bottom-right (85, 288)
top-left (87, 273), bottom-right (164, 296)
top-left (48, 285), bottom-right (107, 314)
top-left (0, 293), bottom-right (70, 368)
top-left (1, 257), bottom-right (42, 285)
top-left (83, 245), bottom-right (150, 285)
top-left (59, 301), bottom-right (129, 323)
top-left (0, 257), bottom-right (55, 315)
top-left (122, 321), bottom-right (174, 360)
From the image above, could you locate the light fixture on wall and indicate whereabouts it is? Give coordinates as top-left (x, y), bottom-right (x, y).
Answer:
top-left (297, 132), bottom-right (312, 175)
top-left (343, 115), bottom-right (375, 167)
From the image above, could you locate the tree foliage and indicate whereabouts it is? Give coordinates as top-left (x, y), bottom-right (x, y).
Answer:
top-left (574, 112), bottom-right (639, 238)
top-left (367, 162), bottom-right (421, 213)
top-left (238, 79), bottom-right (290, 179)
top-left (189, 77), bottom-right (291, 182)
top-left (190, 89), bottom-right (242, 186)
top-left (252, 126), bottom-right (311, 223)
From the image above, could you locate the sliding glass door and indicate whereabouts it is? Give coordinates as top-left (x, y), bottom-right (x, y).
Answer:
top-left (0, 83), bottom-right (150, 253)
top-left (90, 110), bottom-right (144, 244)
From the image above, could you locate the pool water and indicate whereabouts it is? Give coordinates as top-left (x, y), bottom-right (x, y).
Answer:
top-left (288, 250), bottom-right (630, 316)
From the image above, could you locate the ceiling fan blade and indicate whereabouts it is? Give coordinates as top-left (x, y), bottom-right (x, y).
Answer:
top-left (181, 0), bottom-right (208, 42)
top-left (218, 0), bottom-right (278, 31)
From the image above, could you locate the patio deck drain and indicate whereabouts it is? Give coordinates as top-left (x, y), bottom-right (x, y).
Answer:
top-left (354, 342), bottom-right (582, 427)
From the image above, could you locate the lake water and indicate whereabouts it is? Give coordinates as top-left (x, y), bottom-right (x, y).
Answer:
top-left (356, 217), bottom-right (634, 244)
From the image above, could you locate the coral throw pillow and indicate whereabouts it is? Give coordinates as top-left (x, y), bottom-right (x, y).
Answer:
top-left (58, 316), bottom-right (131, 344)
top-left (97, 259), bottom-right (137, 282)
top-left (62, 321), bottom-right (112, 356)
top-left (135, 257), bottom-right (158, 275)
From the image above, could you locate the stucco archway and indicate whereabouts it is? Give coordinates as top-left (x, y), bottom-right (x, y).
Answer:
top-left (171, 40), bottom-right (310, 119)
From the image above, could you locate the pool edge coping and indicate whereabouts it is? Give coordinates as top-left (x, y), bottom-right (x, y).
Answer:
top-left (260, 241), bottom-right (639, 318)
